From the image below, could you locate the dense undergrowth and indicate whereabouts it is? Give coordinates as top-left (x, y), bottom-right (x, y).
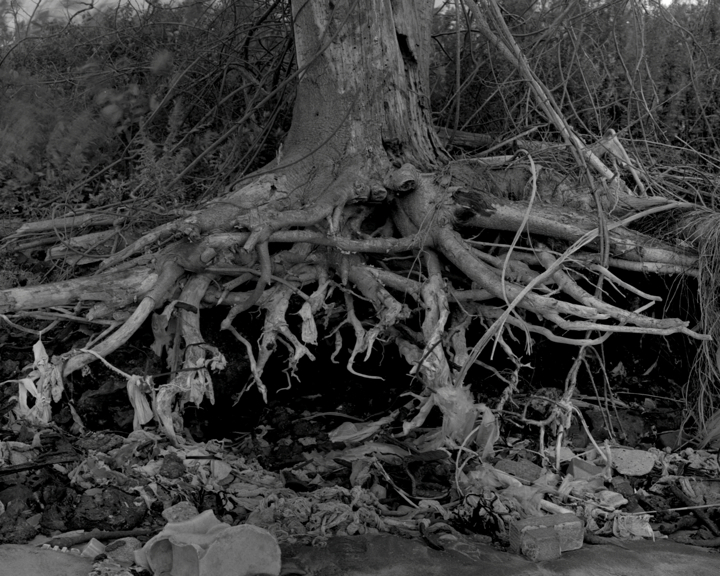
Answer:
top-left (3, 0), bottom-right (720, 429)
top-left (3, 0), bottom-right (720, 218)
top-left (1, 0), bottom-right (296, 219)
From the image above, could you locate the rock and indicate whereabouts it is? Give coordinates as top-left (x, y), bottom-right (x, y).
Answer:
top-left (595, 490), bottom-right (628, 510)
top-left (0, 485), bottom-right (34, 507)
top-left (40, 502), bottom-right (69, 532)
top-left (0, 499), bottom-right (39, 543)
top-left (567, 458), bottom-right (606, 480)
top-left (71, 486), bottom-right (147, 530)
top-left (611, 448), bottom-right (656, 476)
top-left (162, 501), bottom-right (200, 523)
top-left (159, 452), bottom-right (186, 479)
top-left (105, 537), bottom-right (142, 566)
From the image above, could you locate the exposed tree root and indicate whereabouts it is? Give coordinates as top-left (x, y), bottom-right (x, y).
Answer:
top-left (0, 0), bottom-right (712, 447)
top-left (152, 272), bottom-right (224, 444)
top-left (1, 157), bottom-right (706, 447)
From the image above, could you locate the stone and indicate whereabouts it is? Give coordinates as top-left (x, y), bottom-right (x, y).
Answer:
top-left (162, 501), bottom-right (200, 523)
top-left (71, 487), bottom-right (147, 531)
top-left (0, 484), bottom-right (34, 507)
top-left (611, 448), bottom-right (656, 476)
top-left (159, 452), bottom-right (186, 479)
top-left (610, 477), bottom-right (634, 498)
top-left (104, 537), bottom-right (141, 566)
top-left (567, 458), bottom-right (605, 480)
top-left (595, 490), bottom-right (627, 510)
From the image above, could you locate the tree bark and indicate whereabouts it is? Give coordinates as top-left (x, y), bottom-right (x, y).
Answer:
top-left (0, 0), bottom-right (708, 446)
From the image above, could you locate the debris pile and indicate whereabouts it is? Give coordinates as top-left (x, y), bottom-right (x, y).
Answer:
top-left (1, 375), bottom-right (720, 574)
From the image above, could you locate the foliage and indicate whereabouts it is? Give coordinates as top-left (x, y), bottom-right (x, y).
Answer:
top-left (431, 0), bottom-right (720, 186)
top-left (5, 0), bottom-right (720, 214)
top-left (0, 0), bottom-right (295, 217)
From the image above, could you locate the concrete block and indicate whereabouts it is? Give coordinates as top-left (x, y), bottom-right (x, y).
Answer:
top-left (518, 526), bottom-right (561, 561)
top-left (509, 513), bottom-right (584, 558)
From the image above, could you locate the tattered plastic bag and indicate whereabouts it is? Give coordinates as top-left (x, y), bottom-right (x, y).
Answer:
top-left (135, 510), bottom-right (281, 576)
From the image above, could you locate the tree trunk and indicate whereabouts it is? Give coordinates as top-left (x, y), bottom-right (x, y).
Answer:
top-left (0, 0), bottom-right (708, 447)
top-left (186, 0), bottom-right (446, 240)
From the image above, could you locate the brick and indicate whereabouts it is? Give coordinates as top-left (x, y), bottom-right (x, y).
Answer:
top-left (509, 513), bottom-right (584, 557)
top-left (610, 477), bottom-right (634, 498)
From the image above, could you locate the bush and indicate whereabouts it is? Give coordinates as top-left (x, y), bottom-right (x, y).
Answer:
top-left (0, 0), bottom-right (295, 216)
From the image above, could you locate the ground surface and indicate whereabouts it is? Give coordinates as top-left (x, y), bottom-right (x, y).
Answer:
top-left (0, 280), bottom-right (717, 576)
top-left (2, 533), bottom-right (719, 576)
